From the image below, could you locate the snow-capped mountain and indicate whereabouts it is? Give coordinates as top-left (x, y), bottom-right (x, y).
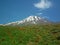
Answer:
top-left (0, 16), bottom-right (51, 26)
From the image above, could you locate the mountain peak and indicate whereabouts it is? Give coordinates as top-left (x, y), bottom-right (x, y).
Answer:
top-left (25, 15), bottom-right (42, 22)
top-left (0, 15), bottom-right (51, 26)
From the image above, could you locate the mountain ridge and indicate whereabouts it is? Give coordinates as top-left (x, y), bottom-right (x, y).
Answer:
top-left (0, 16), bottom-right (52, 26)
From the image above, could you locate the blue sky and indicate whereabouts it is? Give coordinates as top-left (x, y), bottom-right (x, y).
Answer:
top-left (0, 0), bottom-right (60, 24)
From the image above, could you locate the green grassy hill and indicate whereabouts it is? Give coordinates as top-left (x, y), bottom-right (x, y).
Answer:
top-left (0, 24), bottom-right (60, 45)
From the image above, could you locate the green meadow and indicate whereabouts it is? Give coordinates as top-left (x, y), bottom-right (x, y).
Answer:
top-left (0, 24), bottom-right (60, 45)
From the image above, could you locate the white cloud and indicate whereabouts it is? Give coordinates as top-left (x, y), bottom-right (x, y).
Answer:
top-left (34, 0), bottom-right (52, 10)
top-left (37, 13), bottom-right (43, 15)
top-left (42, 16), bottom-right (49, 19)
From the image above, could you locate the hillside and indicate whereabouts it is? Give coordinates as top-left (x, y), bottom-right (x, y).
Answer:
top-left (0, 24), bottom-right (60, 45)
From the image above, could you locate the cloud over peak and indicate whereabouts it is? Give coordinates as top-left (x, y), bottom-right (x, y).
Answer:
top-left (34, 0), bottom-right (52, 10)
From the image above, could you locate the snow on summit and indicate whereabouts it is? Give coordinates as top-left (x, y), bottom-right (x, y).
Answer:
top-left (0, 16), bottom-right (50, 26)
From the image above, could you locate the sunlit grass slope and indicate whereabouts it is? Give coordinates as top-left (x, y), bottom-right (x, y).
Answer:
top-left (0, 24), bottom-right (60, 45)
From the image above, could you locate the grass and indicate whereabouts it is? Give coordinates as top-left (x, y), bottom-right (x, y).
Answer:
top-left (0, 24), bottom-right (60, 45)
